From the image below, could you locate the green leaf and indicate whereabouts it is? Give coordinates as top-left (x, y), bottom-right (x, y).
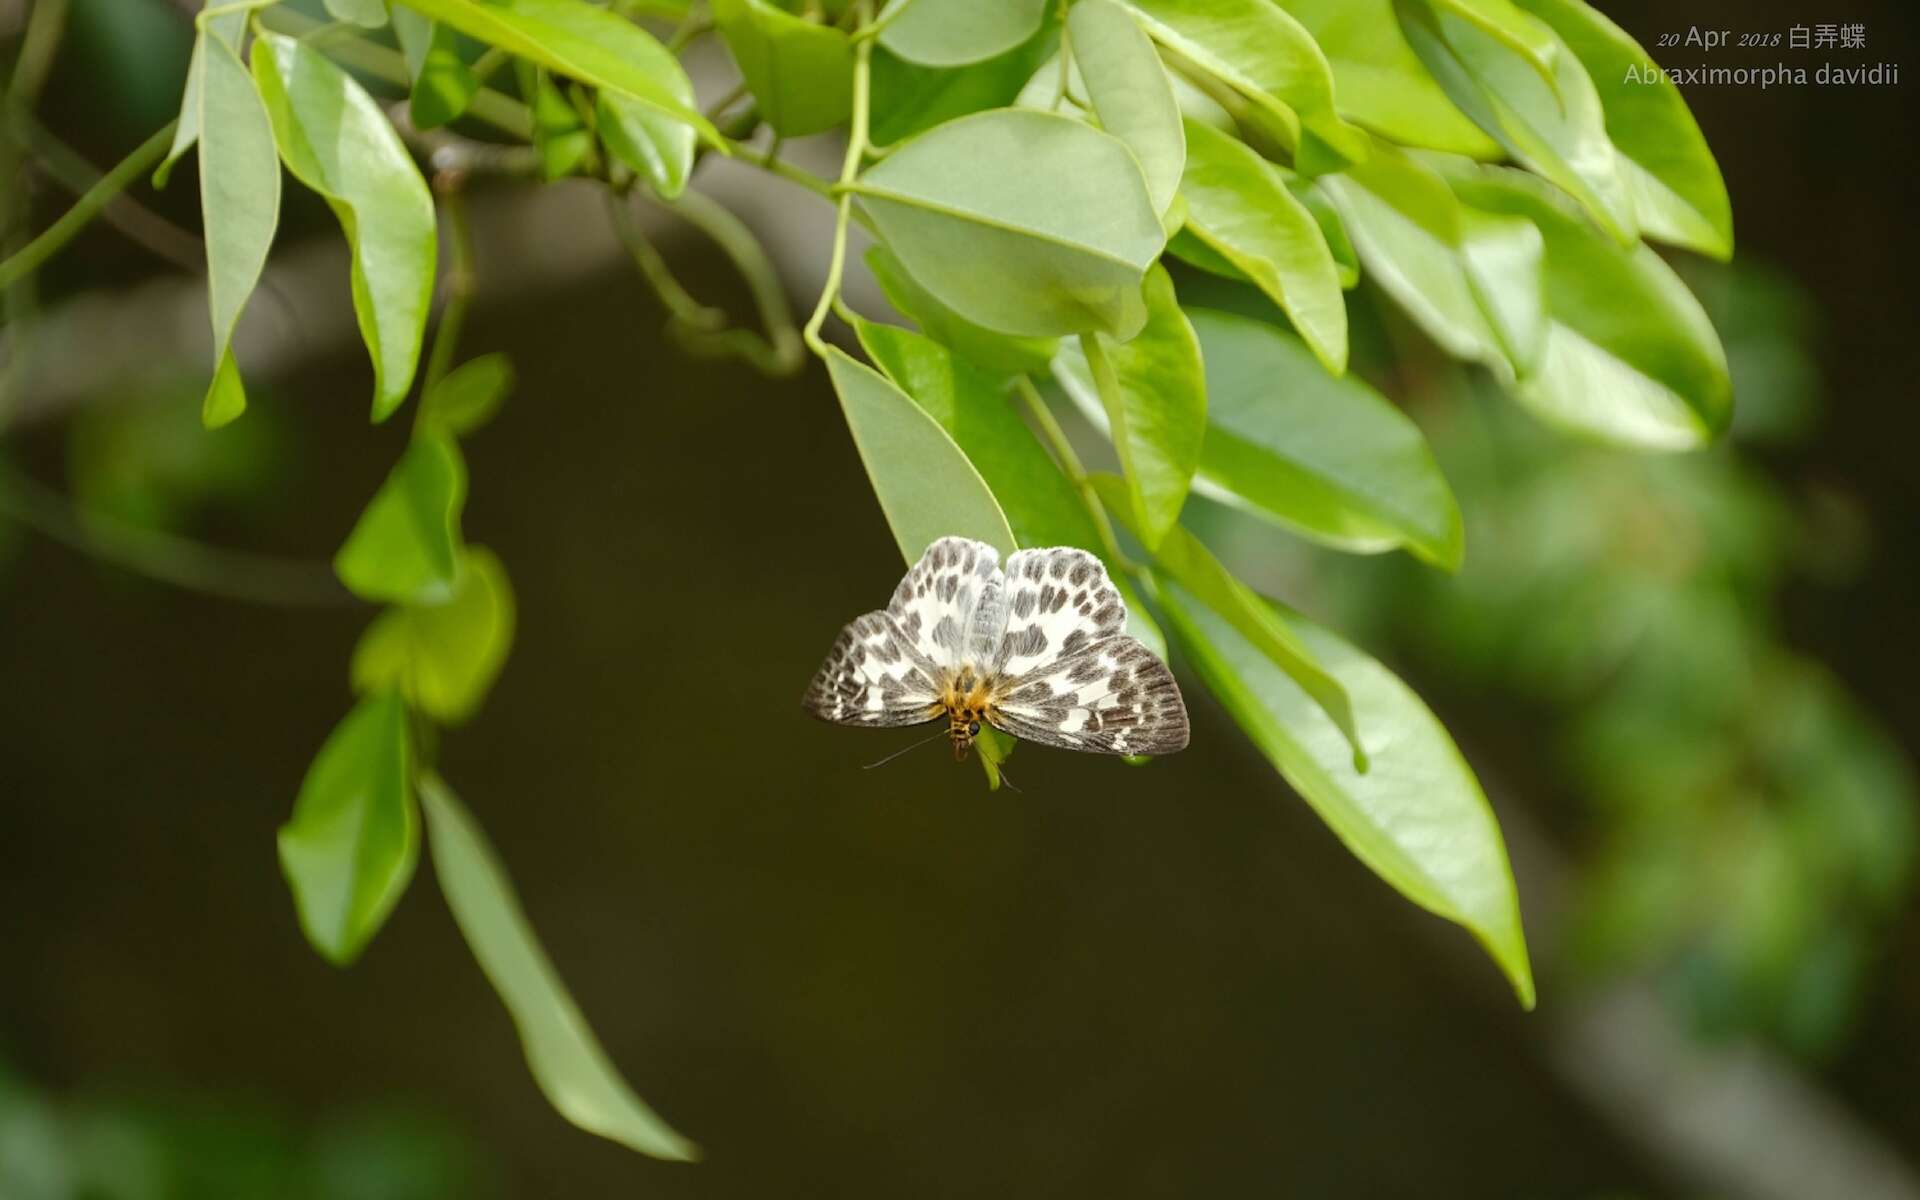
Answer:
top-left (1089, 473), bottom-right (1360, 767)
top-left (1119, 0), bottom-right (1369, 172)
top-left (391, 8), bottom-right (480, 130)
top-left (1456, 202), bottom-right (1545, 373)
top-left (253, 33), bottom-right (437, 422)
top-left (1179, 119), bottom-right (1346, 373)
top-left (1317, 143), bottom-right (1509, 374)
top-left (393, 0), bottom-right (719, 145)
top-left (1398, 0), bottom-right (1636, 242)
top-left (154, 7), bottom-right (247, 189)
top-left (1159, 584), bottom-right (1534, 1007)
top-left (418, 776), bottom-right (698, 1161)
top-left (712, 0), bottom-right (853, 137)
top-left (335, 434), bottom-right (468, 604)
top-left (277, 692), bottom-right (417, 966)
top-left (1074, 265), bottom-right (1205, 550)
top-left (864, 243), bottom-right (1056, 377)
top-left (520, 62), bottom-right (595, 180)
top-left (597, 94), bottom-right (694, 198)
top-left (1069, 0), bottom-right (1185, 218)
top-left (878, 0), bottom-right (1048, 67)
top-left (868, 25), bottom-right (1057, 148)
top-left (418, 353), bottom-right (514, 437)
top-left (1271, 0), bottom-right (1499, 157)
top-left (973, 725), bottom-right (1016, 790)
top-left (325, 0), bottom-right (389, 27)
top-left (196, 33), bottom-right (279, 429)
top-left (1441, 162), bottom-right (1732, 448)
top-left (1063, 309), bottom-right (1462, 566)
top-left (1512, 0), bottom-right (1732, 259)
top-left (852, 109), bottom-right (1165, 340)
top-left (823, 346), bottom-right (1017, 564)
top-left (853, 318), bottom-right (1166, 658)
top-left (352, 546), bottom-right (515, 724)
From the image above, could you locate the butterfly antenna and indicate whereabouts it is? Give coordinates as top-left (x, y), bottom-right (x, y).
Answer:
top-left (862, 728), bottom-right (948, 770)
top-left (994, 764), bottom-right (1025, 795)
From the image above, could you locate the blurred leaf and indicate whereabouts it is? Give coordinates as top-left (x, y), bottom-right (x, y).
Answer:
top-left (335, 435), bottom-right (468, 604)
top-left (869, 24), bottom-right (1057, 147)
top-left (865, 244), bottom-right (1056, 377)
top-left (391, 8), bottom-right (479, 130)
top-left (278, 692), bottom-right (418, 966)
top-left (196, 34), bottom-right (279, 429)
top-left (325, 0), bottom-right (389, 26)
top-left (1456, 203), bottom-right (1546, 373)
top-left (253, 33), bottom-right (437, 422)
top-left (1513, 0), bottom-right (1732, 259)
top-left (1119, 0), bottom-right (1369, 171)
top-left (598, 93), bottom-right (695, 198)
top-left (853, 110), bottom-right (1165, 340)
top-left (418, 776), bottom-right (698, 1160)
top-left (878, 0), bottom-right (1048, 67)
top-left (713, 0), bottom-right (854, 137)
top-left (352, 547), bottom-right (516, 724)
top-left (1070, 0), bottom-right (1185, 218)
top-left (823, 346), bottom-right (1017, 563)
top-left (418, 354), bottom-right (514, 437)
top-left (1180, 119), bottom-right (1346, 372)
top-left (68, 376), bottom-right (279, 532)
top-left (1074, 265), bottom-right (1205, 549)
top-left (1160, 584), bottom-right (1534, 1006)
top-left (519, 62), bottom-right (594, 180)
top-left (394, 0), bottom-right (718, 143)
top-left (153, 6), bottom-right (246, 189)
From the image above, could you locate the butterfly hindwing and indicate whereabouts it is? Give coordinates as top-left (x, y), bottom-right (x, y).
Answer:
top-left (887, 536), bottom-right (1004, 672)
top-left (801, 610), bottom-right (943, 728)
top-left (988, 633), bottom-right (1190, 756)
top-left (989, 548), bottom-right (1128, 679)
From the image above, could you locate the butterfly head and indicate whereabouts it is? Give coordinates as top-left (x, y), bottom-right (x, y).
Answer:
top-left (942, 671), bottom-right (994, 761)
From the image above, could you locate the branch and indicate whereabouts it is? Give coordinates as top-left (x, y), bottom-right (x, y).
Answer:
top-left (0, 120), bottom-right (176, 290)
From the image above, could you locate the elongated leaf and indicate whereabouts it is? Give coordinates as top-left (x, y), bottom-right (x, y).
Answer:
top-left (854, 319), bottom-right (1166, 658)
top-left (253, 34), bottom-right (436, 422)
top-left (864, 244), bottom-right (1056, 377)
top-left (1272, 0), bottom-right (1498, 157)
top-left (823, 346), bottom-right (1016, 563)
top-left (1119, 0), bottom-right (1368, 171)
top-left (1076, 265), bottom-right (1204, 549)
top-left (353, 546), bottom-right (515, 724)
top-left (197, 34), bottom-right (279, 429)
top-left (879, 0), bottom-right (1048, 67)
top-left (1457, 203), bottom-right (1545, 373)
top-left (852, 109), bottom-right (1164, 340)
top-left (1442, 162), bottom-right (1731, 448)
top-left (278, 692), bottom-right (417, 966)
top-left (521, 62), bottom-right (594, 180)
top-left (1513, 0), bottom-right (1732, 259)
top-left (418, 776), bottom-right (698, 1160)
top-left (713, 0), bottom-right (853, 137)
top-left (1069, 0), bottom-right (1184, 218)
top-left (391, 8), bottom-right (479, 129)
top-left (869, 27), bottom-right (1058, 147)
top-left (1160, 584), bottom-right (1534, 1007)
top-left (418, 353), bottom-right (514, 437)
top-left (598, 94), bottom-right (694, 198)
top-left (336, 435), bottom-right (468, 604)
top-left (1060, 309), bottom-right (1462, 566)
top-left (326, 0), bottom-right (389, 26)
top-left (394, 0), bottom-right (719, 144)
top-left (1088, 473), bottom-right (1358, 764)
top-left (154, 7), bottom-right (246, 188)
top-left (1179, 119), bottom-right (1345, 373)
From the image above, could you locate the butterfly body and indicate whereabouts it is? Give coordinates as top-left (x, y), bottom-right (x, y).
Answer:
top-left (804, 537), bottom-right (1189, 760)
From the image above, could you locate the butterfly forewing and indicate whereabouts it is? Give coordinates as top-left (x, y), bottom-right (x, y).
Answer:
top-left (800, 610), bottom-right (943, 727)
top-left (886, 536), bottom-right (1003, 673)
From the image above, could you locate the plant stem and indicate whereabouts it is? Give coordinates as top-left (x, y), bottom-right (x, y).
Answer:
top-left (801, 0), bottom-right (872, 356)
top-left (6, 0), bottom-right (71, 106)
top-left (609, 190), bottom-right (725, 331)
top-left (7, 104), bottom-right (202, 272)
top-left (1015, 374), bottom-right (1139, 574)
top-left (665, 188), bottom-right (804, 374)
top-left (0, 120), bottom-right (176, 291)
top-left (420, 185), bottom-right (475, 396)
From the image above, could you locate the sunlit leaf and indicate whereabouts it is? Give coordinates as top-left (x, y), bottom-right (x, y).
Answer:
top-left (598, 94), bottom-right (694, 198)
top-left (352, 547), bottom-right (515, 724)
top-left (153, 6), bottom-right (246, 189)
top-left (195, 33), bottom-right (279, 428)
top-left (878, 0), bottom-right (1048, 67)
top-left (335, 435), bottom-right (468, 604)
top-left (713, 0), bottom-right (854, 137)
top-left (864, 244), bottom-right (1056, 378)
top-left (325, 0), bottom-right (389, 26)
top-left (869, 24), bottom-right (1057, 148)
top-left (418, 354), bottom-right (514, 437)
top-left (1069, 0), bottom-right (1185, 218)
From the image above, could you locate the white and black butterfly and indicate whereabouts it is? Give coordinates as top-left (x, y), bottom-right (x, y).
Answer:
top-left (803, 537), bottom-right (1189, 760)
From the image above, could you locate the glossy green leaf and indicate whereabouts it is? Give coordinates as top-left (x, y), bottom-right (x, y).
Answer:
top-left (713, 0), bottom-right (853, 137)
top-left (1514, 0), bottom-right (1732, 259)
top-left (521, 62), bottom-right (594, 180)
top-left (1089, 473), bottom-right (1360, 766)
top-left (1318, 144), bottom-right (1509, 374)
top-left (823, 346), bottom-right (1017, 563)
top-left (418, 776), bottom-right (698, 1161)
top-left (1069, 0), bottom-right (1185, 218)
top-left (597, 95), bottom-right (694, 198)
top-left (1456, 203), bottom-right (1546, 373)
top-left (253, 33), bottom-right (436, 422)
top-left (1075, 265), bottom-right (1204, 549)
top-left (853, 110), bottom-right (1165, 340)
top-left (418, 353), bottom-right (514, 437)
top-left (391, 8), bottom-right (479, 130)
top-left (869, 25), bottom-right (1057, 148)
top-left (854, 319), bottom-right (1166, 657)
top-left (1431, 0), bottom-right (1562, 85)
top-left (1119, 0), bottom-right (1368, 171)
top-left (353, 546), bottom-right (515, 724)
top-left (1160, 584), bottom-right (1534, 1007)
top-left (1272, 0), bottom-right (1498, 157)
top-left (1398, 0), bottom-right (1635, 242)
top-left (277, 692), bottom-right (417, 966)
top-left (878, 0), bottom-right (1047, 67)
top-left (196, 33), bottom-right (279, 429)
top-left (864, 244), bottom-right (1056, 377)
top-left (1442, 162), bottom-right (1731, 448)
top-left (335, 435), bottom-right (468, 604)
top-left (393, 0), bottom-right (719, 144)
top-left (154, 7), bottom-right (246, 189)
top-left (325, 0), bottom-right (389, 27)
top-left (1179, 119), bottom-right (1346, 373)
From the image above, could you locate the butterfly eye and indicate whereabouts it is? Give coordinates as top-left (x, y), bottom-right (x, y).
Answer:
top-left (968, 720), bottom-right (981, 737)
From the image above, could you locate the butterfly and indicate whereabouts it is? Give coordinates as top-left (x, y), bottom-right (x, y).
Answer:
top-left (802, 537), bottom-right (1189, 760)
